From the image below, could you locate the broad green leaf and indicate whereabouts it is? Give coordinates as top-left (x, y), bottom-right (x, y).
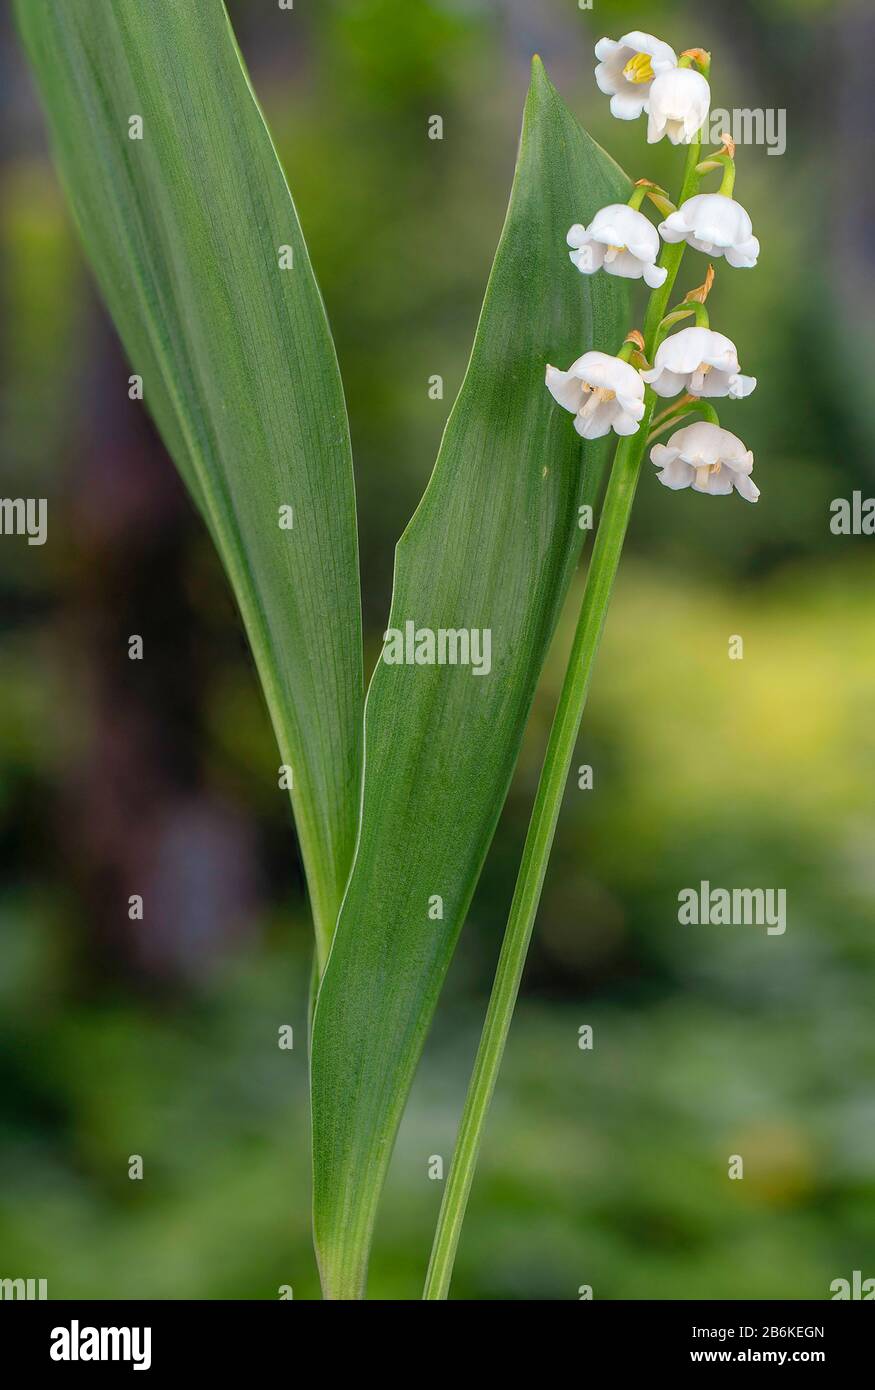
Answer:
top-left (16, 0), bottom-right (363, 968)
top-left (311, 59), bottom-right (631, 1299)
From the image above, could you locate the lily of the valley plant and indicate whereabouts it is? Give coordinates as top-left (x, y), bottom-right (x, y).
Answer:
top-left (424, 30), bottom-right (761, 1299)
top-left (18, 2), bottom-right (761, 1301)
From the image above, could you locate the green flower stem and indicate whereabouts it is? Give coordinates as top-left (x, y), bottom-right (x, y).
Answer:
top-left (719, 162), bottom-right (737, 197)
top-left (423, 408), bottom-right (654, 1300)
top-left (655, 298), bottom-right (710, 339)
top-left (643, 131), bottom-right (704, 350)
top-left (423, 123), bottom-right (707, 1303)
top-left (647, 397), bottom-right (720, 445)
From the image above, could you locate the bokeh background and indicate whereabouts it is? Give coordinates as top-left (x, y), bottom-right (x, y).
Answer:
top-left (2, 0), bottom-right (874, 1299)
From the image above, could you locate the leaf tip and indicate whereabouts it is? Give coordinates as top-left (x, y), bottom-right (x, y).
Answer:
top-left (525, 54), bottom-right (553, 115)
top-left (527, 53), bottom-right (556, 111)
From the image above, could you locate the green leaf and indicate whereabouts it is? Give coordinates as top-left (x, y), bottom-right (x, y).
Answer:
top-left (311, 58), bottom-right (631, 1299)
top-left (16, 0), bottom-right (363, 968)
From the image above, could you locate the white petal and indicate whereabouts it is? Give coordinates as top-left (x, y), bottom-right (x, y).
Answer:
top-left (625, 228), bottom-right (662, 265)
top-left (594, 38), bottom-right (620, 62)
top-left (653, 327), bottom-right (715, 376)
top-left (595, 65), bottom-right (620, 97)
top-left (589, 205), bottom-right (659, 260)
top-left (692, 216), bottom-right (738, 246)
top-left (665, 422), bottom-right (721, 464)
top-left (678, 194), bottom-right (753, 249)
top-left (699, 332), bottom-right (740, 371)
top-left (545, 365), bottom-right (584, 415)
top-left (726, 448), bottom-right (756, 477)
top-left (563, 352), bottom-right (603, 378)
top-left (573, 403), bottom-right (612, 439)
top-left (573, 351), bottom-right (644, 401)
top-left (683, 106), bottom-right (704, 139)
top-left (657, 211), bottom-right (687, 243)
top-left (594, 46), bottom-right (630, 98)
top-left (733, 472), bottom-right (760, 502)
top-left (724, 236), bottom-right (760, 269)
top-left (588, 211), bottom-right (634, 245)
top-left (693, 369), bottom-right (738, 398)
top-left (616, 392), bottom-right (646, 421)
top-left (610, 407), bottom-right (643, 436)
top-left (647, 70), bottom-right (710, 145)
top-left (617, 32), bottom-right (677, 70)
top-left (646, 110), bottom-right (667, 144)
top-left (655, 457), bottom-right (694, 490)
top-left (642, 260), bottom-right (668, 288)
top-left (569, 240), bottom-right (606, 274)
top-left (695, 467), bottom-right (734, 496)
top-left (610, 90), bottom-right (648, 119)
top-left (669, 421), bottom-right (750, 467)
top-left (727, 373), bottom-right (757, 399)
top-left (650, 442), bottom-right (678, 467)
top-left (603, 250), bottom-right (647, 280)
top-left (642, 367), bottom-right (688, 398)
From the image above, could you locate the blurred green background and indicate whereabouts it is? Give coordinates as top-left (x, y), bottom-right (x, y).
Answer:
top-left (1, 0), bottom-right (873, 1299)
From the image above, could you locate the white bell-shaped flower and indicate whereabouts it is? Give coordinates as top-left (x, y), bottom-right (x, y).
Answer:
top-left (651, 421), bottom-right (759, 501)
top-left (567, 206), bottom-right (667, 289)
top-left (594, 31), bottom-right (677, 121)
top-left (642, 326), bottom-right (756, 399)
top-left (546, 352), bottom-right (645, 440)
top-left (646, 68), bottom-right (710, 145)
top-left (659, 194), bottom-right (760, 268)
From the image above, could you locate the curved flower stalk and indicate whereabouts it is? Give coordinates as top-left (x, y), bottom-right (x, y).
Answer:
top-left (426, 35), bottom-right (763, 1300)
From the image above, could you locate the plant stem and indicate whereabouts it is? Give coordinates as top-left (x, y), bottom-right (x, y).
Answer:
top-left (642, 132), bottom-right (704, 349)
top-left (423, 127), bottom-right (705, 1302)
top-left (423, 416), bottom-right (652, 1299)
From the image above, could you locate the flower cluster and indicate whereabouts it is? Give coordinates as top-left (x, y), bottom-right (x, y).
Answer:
top-left (546, 31), bottom-right (760, 502)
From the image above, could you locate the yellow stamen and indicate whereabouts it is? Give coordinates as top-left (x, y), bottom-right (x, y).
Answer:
top-left (623, 52), bottom-right (654, 84)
